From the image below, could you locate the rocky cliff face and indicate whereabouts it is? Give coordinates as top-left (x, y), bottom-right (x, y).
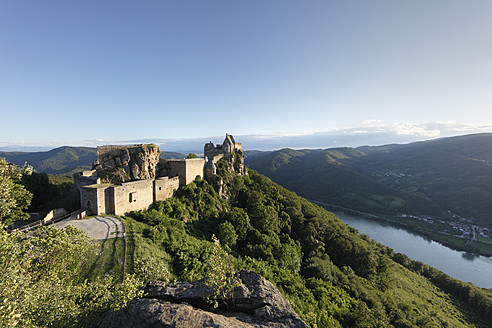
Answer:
top-left (231, 148), bottom-right (246, 176)
top-left (93, 144), bottom-right (161, 184)
top-left (95, 270), bottom-right (307, 328)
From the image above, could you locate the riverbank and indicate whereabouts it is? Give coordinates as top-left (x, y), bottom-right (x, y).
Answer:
top-left (310, 200), bottom-right (492, 257)
top-left (378, 217), bottom-right (492, 257)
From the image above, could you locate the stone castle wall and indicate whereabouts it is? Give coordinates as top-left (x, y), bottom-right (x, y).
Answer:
top-left (154, 176), bottom-right (180, 202)
top-left (183, 158), bottom-right (205, 185)
top-left (74, 171), bottom-right (99, 187)
top-left (112, 180), bottom-right (155, 216)
top-left (165, 158), bottom-right (205, 185)
top-left (77, 135), bottom-right (241, 216)
top-left (81, 178), bottom-right (182, 216)
top-left (81, 185), bottom-right (110, 216)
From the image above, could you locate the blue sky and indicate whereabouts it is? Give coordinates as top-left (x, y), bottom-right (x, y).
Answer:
top-left (1, 1), bottom-right (491, 150)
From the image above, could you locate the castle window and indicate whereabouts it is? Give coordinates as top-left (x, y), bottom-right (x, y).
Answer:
top-left (159, 187), bottom-right (162, 190)
top-left (129, 192), bottom-right (137, 202)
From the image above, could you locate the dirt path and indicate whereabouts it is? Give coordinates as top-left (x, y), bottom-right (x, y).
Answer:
top-left (53, 216), bottom-right (125, 240)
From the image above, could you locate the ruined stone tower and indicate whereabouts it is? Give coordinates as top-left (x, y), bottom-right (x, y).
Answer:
top-left (204, 134), bottom-right (244, 179)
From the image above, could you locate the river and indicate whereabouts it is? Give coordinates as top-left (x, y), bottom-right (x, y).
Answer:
top-left (336, 212), bottom-right (492, 289)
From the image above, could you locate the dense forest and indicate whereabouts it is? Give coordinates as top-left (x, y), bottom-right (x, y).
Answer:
top-left (1, 154), bottom-right (492, 327)
top-left (120, 161), bottom-right (492, 327)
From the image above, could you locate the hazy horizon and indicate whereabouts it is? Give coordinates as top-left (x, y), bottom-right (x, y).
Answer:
top-left (1, 124), bottom-right (491, 153)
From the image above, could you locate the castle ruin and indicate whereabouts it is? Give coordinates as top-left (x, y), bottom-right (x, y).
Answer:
top-left (204, 134), bottom-right (244, 178)
top-left (75, 134), bottom-right (243, 216)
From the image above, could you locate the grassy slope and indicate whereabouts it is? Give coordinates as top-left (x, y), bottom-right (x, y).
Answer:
top-left (84, 237), bottom-right (125, 282)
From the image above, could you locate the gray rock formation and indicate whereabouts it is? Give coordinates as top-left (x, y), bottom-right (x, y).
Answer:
top-left (95, 270), bottom-right (308, 328)
top-left (94, 144), bottom-right (161, 184)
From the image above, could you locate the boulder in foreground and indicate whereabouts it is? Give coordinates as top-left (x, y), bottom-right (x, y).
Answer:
top-left (95, 270), bottom-right (308, 328)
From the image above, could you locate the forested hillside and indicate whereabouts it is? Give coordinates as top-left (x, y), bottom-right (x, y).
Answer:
top-left (2, 155), bottom-right (492, 327)
top-left (0, 146), bottom-right (96, 175)
top-left (246, 148), bottom-right (444, 218)
top-left (359, 133), bottom-right (492, 228)
top-left (247, 133), bottom-right (492, 229)
top-left (121, 160), bottom-right (492, 327)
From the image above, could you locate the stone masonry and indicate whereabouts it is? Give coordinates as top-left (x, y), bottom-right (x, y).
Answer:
top-left (76, 135), bottom-right (240, 216)
top-left (204, 133), bottom-right (243, 178)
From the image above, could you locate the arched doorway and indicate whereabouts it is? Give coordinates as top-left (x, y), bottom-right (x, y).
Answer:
top-left (85, 200), bottom-right (93, 215)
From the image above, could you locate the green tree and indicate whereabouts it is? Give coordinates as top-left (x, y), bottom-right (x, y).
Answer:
top-left (21, 172), bottom-right (61, 214)
top-left (205, 235), bottom-right (241, 308)
top-left (0, 158), bottom-right (33, 226)
top-left (218, 221), bottom-right (238, 247)
top-left (186, 153), bottom-right (198, 159)
top-left (224, 207), bottom-right (250, 240)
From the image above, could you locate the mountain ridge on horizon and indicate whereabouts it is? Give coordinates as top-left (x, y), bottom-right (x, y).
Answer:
top-left (2, 132), bottom-right (492, 174)
top-left (246, 132), bottom-right (492, 232)
top-left (0, 147), bottom-right (186, 175)
top-left (3, 130), bottom-right (492, 153)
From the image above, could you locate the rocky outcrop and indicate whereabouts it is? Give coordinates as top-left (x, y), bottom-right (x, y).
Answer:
top-left (93, 144), bottom-right (161, 184)
top-left (231, 148), bottom-right (246, 176)
top-left (95, 270), bottom-right (308, 328)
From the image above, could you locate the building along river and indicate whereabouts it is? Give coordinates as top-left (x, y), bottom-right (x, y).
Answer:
top-left (336, 212), bottom-right (492, 289)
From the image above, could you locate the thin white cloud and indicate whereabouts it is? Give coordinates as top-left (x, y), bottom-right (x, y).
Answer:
top-left (392, 123), bottom-right (441, 137)
top-left (2, 122), bottom-right (492, 152)
top-left (362, 119), bottom-right (384, 126)
top-left (349, 121), bottom-right (492, 139)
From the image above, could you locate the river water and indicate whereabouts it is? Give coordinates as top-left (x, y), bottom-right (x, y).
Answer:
top-left (336, 212), bottom-right (492, 289)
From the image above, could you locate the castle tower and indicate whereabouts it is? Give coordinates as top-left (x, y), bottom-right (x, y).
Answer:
top-left (203, 134), bottom-right (243, 179)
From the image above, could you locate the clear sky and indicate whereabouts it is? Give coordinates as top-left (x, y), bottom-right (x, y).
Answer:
top-left (1, 1), bottom-right (491, 150)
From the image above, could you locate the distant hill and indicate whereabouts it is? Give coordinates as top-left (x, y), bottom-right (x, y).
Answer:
top-left (0, 146), bottom-right (97, 175)
top-left (247, 133), bottom-right (492, 228)
top-left (244, 150), bottom-right (271, 160)
top-left (161, 151), bottom-right (186, 160)
top-left (0, 147), bottom-right (186, 175)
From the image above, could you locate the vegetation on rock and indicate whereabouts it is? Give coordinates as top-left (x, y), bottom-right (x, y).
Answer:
top-left (204, 234), bottom-right (241, 308)
top-left (186, 153), bottom-right (198, 159)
